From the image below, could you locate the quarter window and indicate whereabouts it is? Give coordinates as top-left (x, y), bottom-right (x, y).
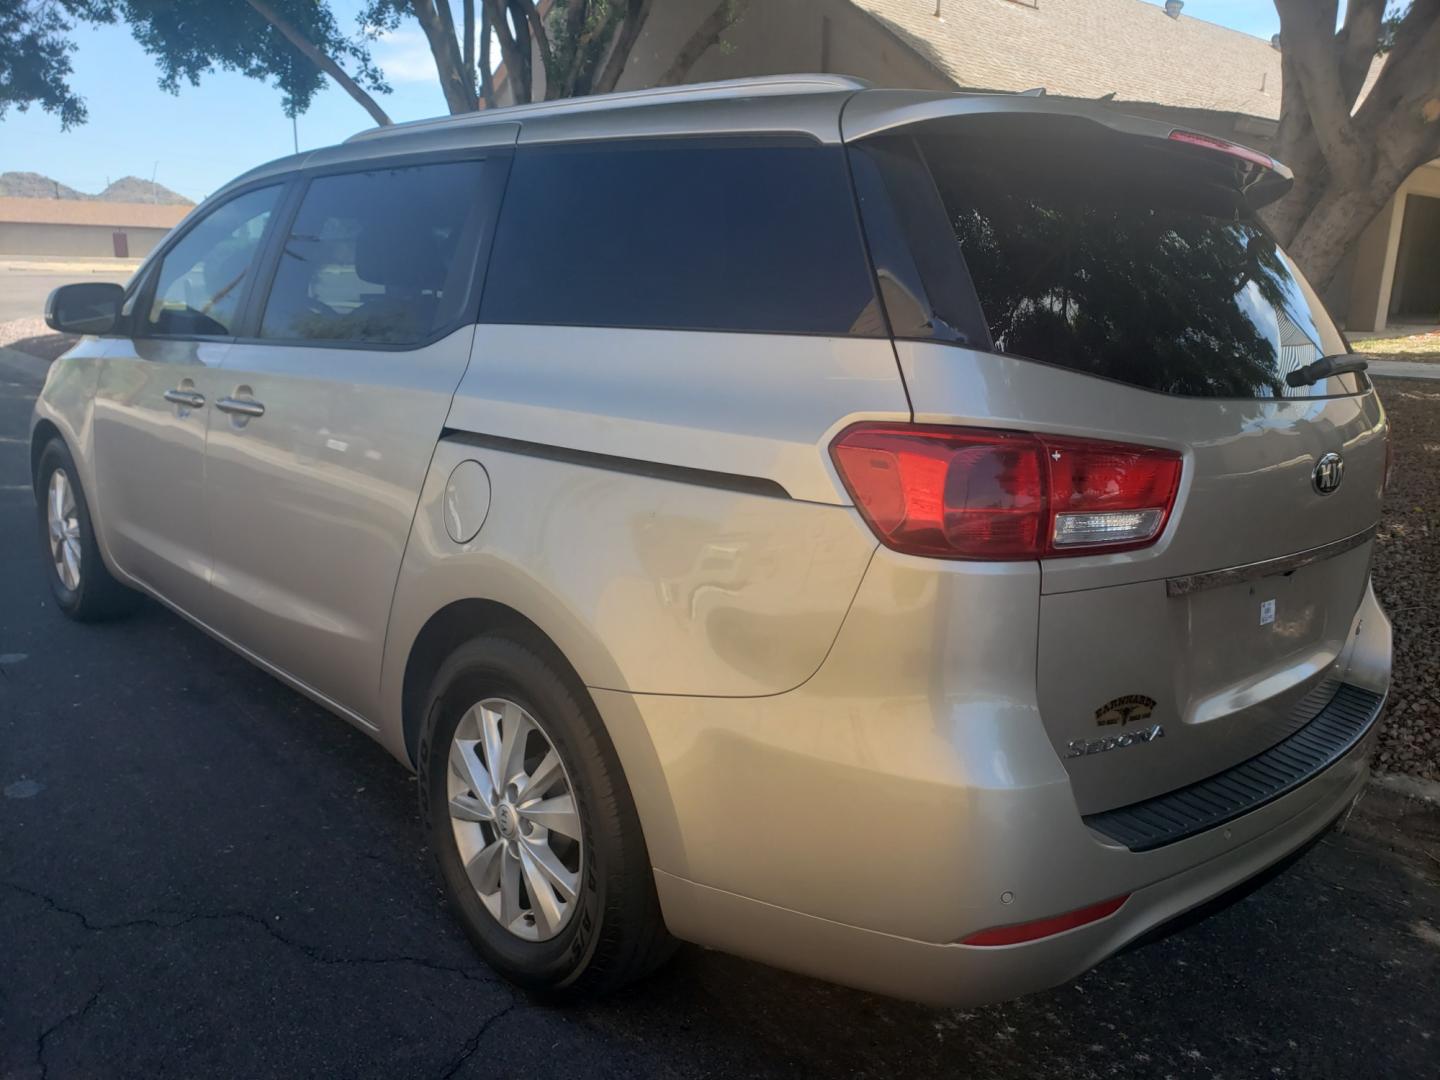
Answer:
top-left (260, 161), bottom-right (489, 345)
top-left (144, 185), bottom-right (280, 337)
top-left (480, 141), bottom-right (881, 336)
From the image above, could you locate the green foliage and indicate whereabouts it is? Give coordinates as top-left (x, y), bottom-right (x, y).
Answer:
top-left (88, 0), bottom-right (389, 117)
top-left (545, 0), bottom-right (625, 95)
top-left (0, 0), bottom-right (107, 128)
top-left (0, 0), bottom-right (391, 126)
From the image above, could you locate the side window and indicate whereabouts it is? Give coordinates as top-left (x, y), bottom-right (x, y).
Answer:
top-left (479, 141), bottom-right (881, 336)
top-left (259, 161), bottom-right (489, 345)
top-left (144, 186), bottom-right (281, 337)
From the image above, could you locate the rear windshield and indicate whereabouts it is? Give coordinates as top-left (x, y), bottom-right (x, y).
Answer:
top-left (915, 122), bottom-right (1354, 398)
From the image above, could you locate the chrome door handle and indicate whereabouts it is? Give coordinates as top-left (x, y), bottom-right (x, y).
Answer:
top-left (163, 389), bottom-right (206, 409)
top-left (215, 397), bottom-right (265, 418)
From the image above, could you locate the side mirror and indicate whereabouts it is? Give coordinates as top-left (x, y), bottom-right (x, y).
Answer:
top-left (44, 282), bottom-right (125, 335)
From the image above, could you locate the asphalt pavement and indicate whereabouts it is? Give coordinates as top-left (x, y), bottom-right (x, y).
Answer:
top-left (2, 356), bottom-right (1439, 1079)
top-left (0, 268), bottom-right (135, 324)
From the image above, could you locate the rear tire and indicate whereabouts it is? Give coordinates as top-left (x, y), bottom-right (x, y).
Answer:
top-left (418, 633), bottom-right (676, 998)
top-left (34, 438), bottom-right (139, 622)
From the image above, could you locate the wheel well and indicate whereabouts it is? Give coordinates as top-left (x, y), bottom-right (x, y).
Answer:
top-left (400, 599), bottom-right (579, 769)
top-left (30, 419), bottom-right (63, 490)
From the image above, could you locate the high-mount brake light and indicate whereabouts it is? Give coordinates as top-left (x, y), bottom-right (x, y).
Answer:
top-left (1167, 129), bottom-right (1275, 171)
top-left (830, 425), bottom-right (1182, 561)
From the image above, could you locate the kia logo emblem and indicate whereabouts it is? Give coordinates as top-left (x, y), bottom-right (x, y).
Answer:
top-left (1313, 452), bottom-right (1344, 495)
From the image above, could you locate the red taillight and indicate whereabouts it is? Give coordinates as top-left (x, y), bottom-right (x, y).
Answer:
top-left (1168, 129), bottom-right (1274, 170)
top-left (961, 894), bottom-right (1130, 947)
top-left (830, 424), bottom-right (1182, 561)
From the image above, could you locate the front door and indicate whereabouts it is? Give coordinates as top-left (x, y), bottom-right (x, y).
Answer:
top-left (92, 184), bottom-right (284, 618)
top-left (202, 158), bottom-right (503, 722)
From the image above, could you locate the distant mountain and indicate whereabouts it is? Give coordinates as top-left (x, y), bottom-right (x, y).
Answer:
top-left (0, 171), bottom-right (192, 205)
top-left (0, 171), bottom-right (87, 200)
top-left (98, 176), bottom-right (192, 205)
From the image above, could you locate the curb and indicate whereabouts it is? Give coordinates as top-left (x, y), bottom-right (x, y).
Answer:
top-left (1369, 771), bottom-right (1440, 806)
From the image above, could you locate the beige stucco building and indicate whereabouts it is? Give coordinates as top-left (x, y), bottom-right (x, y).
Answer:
top-left (565, 0), bottom-right (1438, 333)
top-left (0, 197), bottom-right (190, 259)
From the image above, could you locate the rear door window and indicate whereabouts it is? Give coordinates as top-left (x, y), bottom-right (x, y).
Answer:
top-left (480, 139), bottom-right (882, 336)
top-left (906, 121), bottom-right (1353, 398)
top-left (259, 160), bottom-right (490, 346)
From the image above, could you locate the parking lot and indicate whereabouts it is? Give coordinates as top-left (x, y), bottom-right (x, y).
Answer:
top-left (2, 346), bottom-right (1439, 1079)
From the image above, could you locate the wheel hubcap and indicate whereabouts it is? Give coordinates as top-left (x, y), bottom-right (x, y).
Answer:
top-left (46, 469), bottom-right (81, 592)
top-left (447, 697), bottom-right (583, 942)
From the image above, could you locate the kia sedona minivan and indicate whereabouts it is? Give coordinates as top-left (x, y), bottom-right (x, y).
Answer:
top-left (35, 76), bottom-right (1391, 1005)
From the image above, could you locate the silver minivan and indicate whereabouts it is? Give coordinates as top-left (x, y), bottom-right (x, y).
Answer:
top-left (34, 76), bottom-right (1392, 1006)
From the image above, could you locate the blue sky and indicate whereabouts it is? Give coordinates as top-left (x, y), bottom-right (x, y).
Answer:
top-left (1, 0), bottom-right (1285, 202)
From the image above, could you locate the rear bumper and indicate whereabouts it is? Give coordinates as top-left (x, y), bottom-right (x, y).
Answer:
top-left (591, 556), bottom-right (1392, 1006)
top-left (653, 724), bottom-right (1373, 1006)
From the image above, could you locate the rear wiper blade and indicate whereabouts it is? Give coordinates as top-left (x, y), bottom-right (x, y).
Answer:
top-left (1285, 353), bottom-right (1368, 388)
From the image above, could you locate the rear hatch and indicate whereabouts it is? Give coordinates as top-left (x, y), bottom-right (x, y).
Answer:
top-left (844, 99), bottom-right (1388, 814)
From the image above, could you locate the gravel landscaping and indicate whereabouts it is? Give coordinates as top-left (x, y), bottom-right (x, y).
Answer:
top-left (1372, 377), bottom-right (1440, 781)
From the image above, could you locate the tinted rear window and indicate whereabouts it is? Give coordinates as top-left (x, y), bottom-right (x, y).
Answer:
top-left (480, 140), bottom-right (881, 336)
top-left (916, 123), bottom-right (1352, 398)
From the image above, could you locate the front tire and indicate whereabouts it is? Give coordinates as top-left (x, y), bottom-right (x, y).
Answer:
top-left (34, 438), bottom-right (138, 622)
top-left (418, 634), bottom-right (675, 998)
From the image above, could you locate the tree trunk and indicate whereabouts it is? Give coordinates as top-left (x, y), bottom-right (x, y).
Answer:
top-left (463, 0), bottom-right (476, 101)
top-left (483, 0), bottom-right (524, 104)
top-left (593, 0), bottom-right (653, 95)
top-left (1262, 0), bottom-right (1440, 290)
top-left (657, 0), bottom-right (749, 87)
top-left (412, 0), bottom-right (478, 114)
top-left (1284, 184), bottom-right (1392, 291)
top-left (245, 0), bottom-right (392, 126)
top-left (479, 1), bottom-right (496, 108)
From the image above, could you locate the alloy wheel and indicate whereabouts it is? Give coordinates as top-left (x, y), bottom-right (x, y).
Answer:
top-left (47, 469), bottom-right (82, 592)
top-left (447, 697), bottom-right (584, 941)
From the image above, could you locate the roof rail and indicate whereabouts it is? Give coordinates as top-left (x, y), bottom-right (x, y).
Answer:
top-left (345, 74), bottom-right (870, 143)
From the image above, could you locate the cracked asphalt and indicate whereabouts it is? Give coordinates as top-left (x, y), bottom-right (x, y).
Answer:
top-left (3, 354), bottom-right (1440, 1079)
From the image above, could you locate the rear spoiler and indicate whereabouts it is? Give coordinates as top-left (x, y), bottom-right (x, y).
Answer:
top-left (839, 90), bottom-right (1293, 208)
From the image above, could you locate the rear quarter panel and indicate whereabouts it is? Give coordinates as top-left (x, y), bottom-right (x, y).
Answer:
top-left (375, 325), bottom-right (909, 762)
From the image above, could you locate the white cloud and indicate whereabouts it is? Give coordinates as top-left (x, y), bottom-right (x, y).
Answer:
top-left (373, 28), bottom-right (438, 84)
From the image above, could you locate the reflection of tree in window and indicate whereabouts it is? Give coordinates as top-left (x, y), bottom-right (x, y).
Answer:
top-left (951, 189), bottom-right (1308, 398)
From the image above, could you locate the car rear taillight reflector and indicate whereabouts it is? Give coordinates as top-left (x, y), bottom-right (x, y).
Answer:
top-left (1168, 129), bottom-right (1275, 171)
top-left (961, 894), bottom-right (1130, 947)
top-left (830, 424), bottom-right (1181, 560)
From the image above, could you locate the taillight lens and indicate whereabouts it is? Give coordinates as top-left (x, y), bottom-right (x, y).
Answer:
top-left (831, 424), bottom-right (1182, 560)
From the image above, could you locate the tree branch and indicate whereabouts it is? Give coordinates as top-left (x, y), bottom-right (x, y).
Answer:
top-left (485, 0), bottom-right (527, 103)
top-left (1355, 0), bottom-right (1440, 135)
top-left (516, 0), bottom-right (555, 98)
top-left (506, 0), bottom-right (535, 101)
top-left (478, 0), bottom-right (496, 107)
top-left (245, 0), bottom-right (392, 125)
top-left (657, 0), bottom-right (748, 87)
top-left (592, 0), bottom-right (652, 95)
top-left (1336, 0), bottom-right (1385, 103)
top-left (464, 0), bottom-right (476, 100)
top-left (412, 0), bottom-right (477, 113)
top-left (1274, 0), bottom-right (1369, 184)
